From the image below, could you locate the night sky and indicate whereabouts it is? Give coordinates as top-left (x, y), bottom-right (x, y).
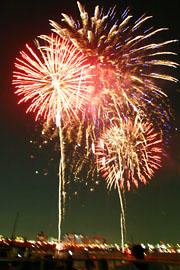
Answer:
top-left (1, 0), bottom-right (180, 244)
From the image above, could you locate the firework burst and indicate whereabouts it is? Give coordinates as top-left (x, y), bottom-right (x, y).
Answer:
top-left (13, 35), bottom-right (91, 124)
top-left (50, 1), bottom-right (178, 120)
top-left (13, 35), bottom-right (92, 242)
top-left (96, 117), bottom-right (163, 191)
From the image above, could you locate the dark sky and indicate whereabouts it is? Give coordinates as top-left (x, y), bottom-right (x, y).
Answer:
top-left (1, 0), bottom-right (180, 244)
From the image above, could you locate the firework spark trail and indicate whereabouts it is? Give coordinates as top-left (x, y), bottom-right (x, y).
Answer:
top-left (13, 35), bottom-right (92, 241)
top-left (64, 103), bottom-right (113, 183)
top-left (95, 116), bottom-right (162, 247)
